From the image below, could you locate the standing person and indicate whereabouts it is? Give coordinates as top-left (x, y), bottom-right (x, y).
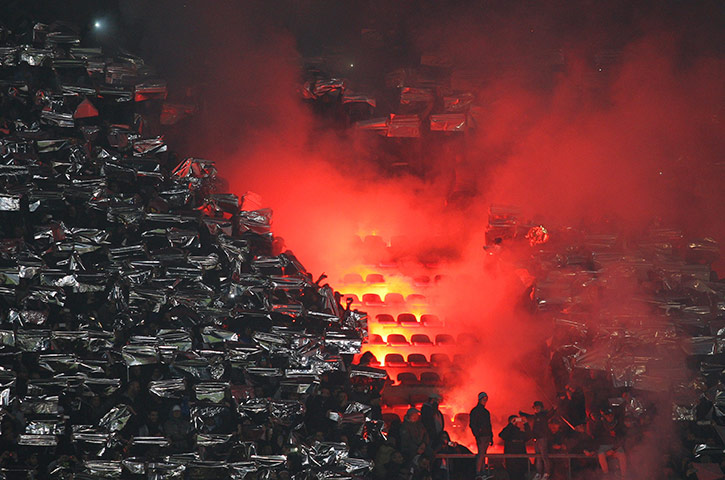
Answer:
top-left (499, 415), bottom-right (532, 480)
top-left (592, 408), bottom-right (627, 477)
top-left (469, 392), bottom-right (493, 476)
top-left (420, 394), bottom-right (445, 443)
top-left (399, 408), bottom-right (430, 463)
top-left (520, 401), bottom-right (556, 480)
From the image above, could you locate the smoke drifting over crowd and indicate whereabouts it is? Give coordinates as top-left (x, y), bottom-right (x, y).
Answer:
top-left (114, 0), bottom-right (724, 464)
top-left (5, 0), bottom-right (721, 476)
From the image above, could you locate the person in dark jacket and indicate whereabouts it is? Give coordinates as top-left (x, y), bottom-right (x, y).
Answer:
top-left (399, 408), bottom-right (430, 463)
top-left (592, 408), bottom-right (627, 476)
top-left (469, 391), bottom-right (493, 475)
top-left (421, 394), bottom-right (445, 444)
top-left (499, 415), bottom-right (532, 480)
top-left (520, 400), bottom-right (556, 480)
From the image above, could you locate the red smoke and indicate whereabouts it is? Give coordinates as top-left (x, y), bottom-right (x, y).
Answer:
top-left (129, 0), bottom-right (725, 473)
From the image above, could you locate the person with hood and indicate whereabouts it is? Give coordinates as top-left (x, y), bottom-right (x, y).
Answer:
top-left (420, 393), bottom-right (445, 443)
top-left (520, 400), bottom-right (557, 480)
top-left (399, 407), bottom-right (430, 464)
top-left (469, 392), bottom-right (493, 476)
top-left (499, 415), bottom-right (532, 480)
top-left (164, 405), bottom-right (193, 453)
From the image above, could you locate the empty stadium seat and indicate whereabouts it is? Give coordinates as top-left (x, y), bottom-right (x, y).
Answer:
top-left (387, 334), bottom-right (409, 346)
top-left (362, 293), bottom-right (384, 306)
top-left (397, 313), bottom-right (419, 327)
top-left (407, 353), bottom-right (430, 367)
top-left (376, 313), bottom-right (396, 324)
top-left (384, 353), bottom-right (407, 367)
top-left (365, 334), bottom-right (384, 344)
top-left (420, 372), bottom-right (441, 385)
top-left (397, 372), bottom-right (418, 385)
top-left (420, 314), bottom-right (442, 327)
top-left (430, 353), bottom-right (451, 367)
top-left (343, 273), bottom-right (364, 284)
top-left (366, 273), bottom-right (385, 284)
top-left (410, 334), bottom-right (433, 345)
top-left (384, 293), bottom-right (405, 305)
top-left (406, 294), bottom-right (428, 304)
top-left (413, 275), bottom-right (431, 286)
top-left (435, 334), bottom-right (455, 345)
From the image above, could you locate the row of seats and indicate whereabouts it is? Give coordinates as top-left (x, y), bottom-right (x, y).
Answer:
top-left (373, 313), bottom-right (443, 327)
top-left (342, 292), bottom-right (429, 306)
top-left (365, 333), bottom-right (457, 346)
top-left (381, 412), bottom-right (470, 427)
top-left (379, 352), bottom-right (464, 367)
top-left (341, 274), bottom-right (444, 287)
top-left (394, 371), bottom-right (442, 386)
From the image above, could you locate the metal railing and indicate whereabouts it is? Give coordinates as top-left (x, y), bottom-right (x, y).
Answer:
top-left (436, 452), bottom-right (600, 480)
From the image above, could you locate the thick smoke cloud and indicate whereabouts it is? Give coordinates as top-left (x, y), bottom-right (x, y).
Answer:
top-left (123, 0), bottom-right (724, 472)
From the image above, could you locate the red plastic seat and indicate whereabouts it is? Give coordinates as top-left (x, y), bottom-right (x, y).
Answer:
top-left (362, 293), bottom-right (384, 306)
top-left (343, 273), bottom-right (363, 284)
top-left (435, 334), bottom-right (455, 345)
top-left (406, 294), bottom-right (428, 305)
top-left (384, 293), bottom-right (405, 305)
top-left (413, 275), bottom-right (430, 287)
top-left (410, 334), bottom-right (433, 346)
top-left (430, 353), bottom-right (451, 367)
top-left (397, 313), bottom-right (419, 327)
top-left (387, 334), bottom-right (409, 346)
top-left (420, 314), bottom-right (443, 327)
top-left (365, 334), bottom-right (384, 345)
top-left (366, 273), bottom-right (385, 284)
top-left (407, 353), bottom-right (430, 367)
top-left (385, 353), bottom-right (407, 367)
top-left (420, 372), bottom-right (441, 386)
top-left (376, 314), bottom-right (396, 324)
top-left (397, 372), bottom-right (418, 385)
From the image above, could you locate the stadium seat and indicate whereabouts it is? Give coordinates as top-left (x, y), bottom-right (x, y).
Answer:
top-left (343, 273), bottom-right (364, 284)
top-left (420, 372), bottom-right (441, 386)
top-left (406, 294), bottom-right (428, 305)
top-left (375, 313), bottom-right (396, 324)
top-left (387, 334), bottom-right (409, 346)
top-left (365, 334), bottom-right (384, 344)
top-left (384, 353), bottom-right (407, 367)
top-left (397, 313), bottom-right (419, 327)
top-left (384, 293), bottom-right (405, 305)
top-left (430, 353), bottom-right (451, 367)
top-left (435, 334), bottom-right (455, 345)
top-left (407, 353), bottom-right (430, 367)
top-left (410, 334), bottom-right (433, 345)
top-left (362, 293), bottom-right (384, 306)
top-left (413, 275), bottom-right (430, 286)
top-left (420, 314), bottom-right (443, 327)
top-left (366, 273), bottom-right (385, 284)
top-left (397, 372), bottom-right (418, 385)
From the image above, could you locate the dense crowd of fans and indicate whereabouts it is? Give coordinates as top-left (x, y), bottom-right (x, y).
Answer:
top-left (1, 17), bottom-right (723, 480)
